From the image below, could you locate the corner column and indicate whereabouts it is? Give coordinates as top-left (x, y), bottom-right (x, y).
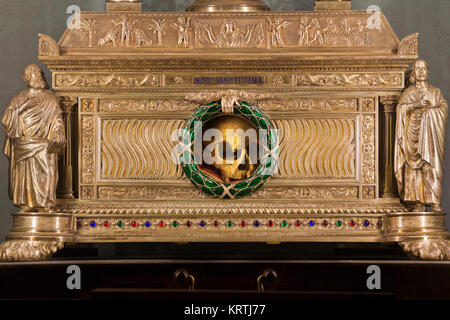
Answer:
top-left (58, 96), bottom-right (78, 199)
top-left (379, 95), bottom-right (399, 198)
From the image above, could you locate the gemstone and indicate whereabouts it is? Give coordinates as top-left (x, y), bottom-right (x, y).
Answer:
top-left (294, 220), bottom-right (302, 227)
top-left (158, 221), bottom-right (165, 228)
top-left (213, 221), bottom-right (220, 227)
top-left (321, 220), bottom-right (329, 227)
top-left (117, 221), bottom-right (124, 228)
top-left (240, 221), bottom-right (246, 227)
top-left (267, 220), bottom-right (274, 227)
top-left (253, 221), bottom-right (261, 227)
top-left (90, 221), bottom-right (97, 228)
top-left (199, 220), bottom-right (206, 227)
top-left (131, 221), bottom-right (138, 227)
top-left (103, 221), bottom-right (110, 227)
top-left (172, 221), bottom-right (179, 227)
top-left (363, 220), bottom-right (370, 227)
top-left (349, 220), bottom-right (357, 227)
top-left (336, 220), bottom-right (343, 227)
top-left (77, 221), bottom-right (82, 228)
top-left (281, 220), bottom-right (288, 228)
top-left (186, 221), bottom-right (192, 227)
top-left (308, 220), bottom-right (315, 227)
top-left (144, 221), bottom-right (151, 228)
top-left (226, 221), bottom-right (233, 227)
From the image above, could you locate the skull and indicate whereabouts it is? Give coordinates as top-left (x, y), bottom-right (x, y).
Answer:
top-left (203, 115), bottom-right (258, 184)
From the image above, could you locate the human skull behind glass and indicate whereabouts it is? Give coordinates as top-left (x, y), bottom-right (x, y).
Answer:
top-left (203, 115), bottom-right (258, 183)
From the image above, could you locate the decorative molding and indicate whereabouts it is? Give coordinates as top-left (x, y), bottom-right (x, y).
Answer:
top-left (80, 99), bottom-right (95, 113)
top-left (56, 200), bottom-right (407, 215)
top-left (185, 90), bottom-right (273, 113)
top-left (362, 186), bottom-right (376, 199)
top-left (256, 98), bottom-right (358, 112)
top-left (298, 73), bottom-right (402, 87)
top-left (99, 99), bottom-right (198, 113)
top-left (55, 74), bottom-right (160, 89)
top-left (38, 34), bottom-right (60, 57)
top-left (361, 114), bottom-right (376, 184)
top-left (361, 98), bottom-right (375, 112)
top-left (81, 115), bottom-right (95, 184)
top-left (81, 186), bottom-right (95, 200)
top-left (398, 33), bottom-right (419, 56)
top-left (97, 186), bottom-right (207, 200)
top-left (250, 186), bottom-right (359, 200)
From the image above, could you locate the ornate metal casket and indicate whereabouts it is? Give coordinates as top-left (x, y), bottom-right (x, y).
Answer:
top-left (3, 0), bottom-right (449, 261)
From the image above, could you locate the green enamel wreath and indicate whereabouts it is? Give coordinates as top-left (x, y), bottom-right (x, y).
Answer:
top-left (179, 100), bottom-right (278, 199)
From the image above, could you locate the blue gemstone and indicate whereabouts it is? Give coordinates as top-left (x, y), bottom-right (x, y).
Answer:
top-left (199, 220), bottom-right (206, 227)
top-left (308, 220), bottom-right (315, 227)
top-left (90, 221), bottom-right (97, 228)
top-left (253, 221), bottom-right (260, 227)
top-left (145, 221), bottom-right (151, 227)
top-left (363, 220), bottom-right (370, 227)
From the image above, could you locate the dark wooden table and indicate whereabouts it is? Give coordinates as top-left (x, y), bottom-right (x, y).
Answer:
top-left (0, 243), bottom-right (449, 300)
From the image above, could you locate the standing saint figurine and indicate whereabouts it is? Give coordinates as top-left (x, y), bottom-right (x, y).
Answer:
top-left (395, 60), bottom-right (448, 212)
top-left (2, 64), bottom-right (65, 212)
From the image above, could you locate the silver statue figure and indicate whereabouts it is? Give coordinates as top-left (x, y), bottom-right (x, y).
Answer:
top-left (395, 59), bottom-right (448, 212)
top-left (2, 64), bottom-right (65, 212)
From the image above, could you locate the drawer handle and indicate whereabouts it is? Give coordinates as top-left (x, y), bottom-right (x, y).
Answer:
top-left (174, 269), bottom-right (195, 291)
top-left (257, 269), bottom-right (278, 292)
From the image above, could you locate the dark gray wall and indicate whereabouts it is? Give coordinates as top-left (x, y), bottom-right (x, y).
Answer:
top-left (0, 0), bottom-right (449, 241)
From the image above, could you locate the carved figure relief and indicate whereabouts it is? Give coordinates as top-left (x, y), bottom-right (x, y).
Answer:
top-left (195, 19), bottom-right (264, 48)
top-left (148, 19), bottom-right (167, 47)
top-left (2, 64), bottom-right (65, 211)
top-left (80, 19), bottom-right (96, 48)
top-left (172, 17), bottom-right (191, 48)
top-left (298, 17), bottom-right (369, 47)
top-left (267, 18), bottom-right (290, 47)
top-left (395, 60), bottom-right (449, 212)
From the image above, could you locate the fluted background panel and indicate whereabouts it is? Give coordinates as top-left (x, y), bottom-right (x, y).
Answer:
top-left (274, 119), bottom-right (356, 179)
top-left (101, 119), bottom-right (185, 179)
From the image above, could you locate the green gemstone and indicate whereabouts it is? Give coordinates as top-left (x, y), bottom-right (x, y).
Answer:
top-left (117, 221), bottom-right (124, 228)
top-left (172, 221), bottom-right (179, 227)
top-left (281, 220), bottom-right (288, 228)
top-left (336, 220), bottom-right (343, 227)
top-left (192, 173), bottom-right (204, 185)
top-left (226, 221), bottom-right (234, 227)
top-left (234, 181), bottom-right (248, 189)
top-left (201, 186), bottom-right (214, 196)
top-left (249, 177), bottom-right (262, 187)
top-left (235, 188), bottom-right (252, 197)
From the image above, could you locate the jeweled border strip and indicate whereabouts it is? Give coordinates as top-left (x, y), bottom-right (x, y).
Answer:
top-left (77, 217), bottom-right (382, 232)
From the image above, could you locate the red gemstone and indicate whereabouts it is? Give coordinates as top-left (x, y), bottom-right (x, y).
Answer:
top-left (267, 220), bottom-right (274, 227)
top-left (186, 221), bottom-right (192, 227)
top-left (103, 221), bottom-right (110, 227)
top-left (76, 221), bottom-right (82, 228)
top-left (294, 220), bottom-right (302, 227)
top-left (158, 221), bottom-right (165, 227)
top-left (131, 221), bottom-right (138, 227)
top-left (240, 221), bottom-right (246, 227)
top-left (213, 221), bottom-right (220, 227)
top-left (349, 220), bottom-right (357, 227)
top-left (321, 220), bottom-right (329, 227)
